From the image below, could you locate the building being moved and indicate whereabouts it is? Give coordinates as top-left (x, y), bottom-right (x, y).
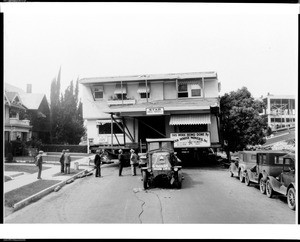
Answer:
top-left (79, 72), bottom-right (222, 164)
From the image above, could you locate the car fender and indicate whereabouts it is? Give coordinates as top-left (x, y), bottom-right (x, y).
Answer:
top-left (267, 176), bottom-right (281, 191)
top-left (287, 183), bottom-right (295, 195)
top-left (261, 171), bottom-right (269, 182)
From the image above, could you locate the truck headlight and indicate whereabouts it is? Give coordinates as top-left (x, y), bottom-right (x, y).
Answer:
top-left (147, 168), bottom-right (152, 172)
top-left (174, 167), bottom-right (178, 171)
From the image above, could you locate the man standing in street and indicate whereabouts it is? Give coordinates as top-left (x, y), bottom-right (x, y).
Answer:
top-left (130, 149), bottom-right (138, 176)
top-left (118, 149), bottom-right (126, 176)
top-left (59, 149), bottom-right (65, 173)
top-left (36, 150), bottom-right (44, 179)
top-left (64, 149), bottom-right (71, 174)
top-left (94, 149), bottom-right (102, 177)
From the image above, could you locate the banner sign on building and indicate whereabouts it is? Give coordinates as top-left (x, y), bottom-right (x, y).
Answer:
top-left (170, 132), bottom-right (211, 148)
top-left (146, 107), bottom-right (164, 115)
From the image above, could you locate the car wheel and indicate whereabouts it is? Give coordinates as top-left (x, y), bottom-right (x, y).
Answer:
top-left (143, 172), bottom-right (148, 190)
top-left (175, 173), bottom-right (182, 189)
top-left (287, 187), bottom-right (296, 210)
top-left (266, 180), bottom-right (273, 198)
top-left (259, 178), bottom-right (266, 194)
top-left (245, 172), bottom-right (251, 186)
top-left (239, 170), bottom-right (244, 183)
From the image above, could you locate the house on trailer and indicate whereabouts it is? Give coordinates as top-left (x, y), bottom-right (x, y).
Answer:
top-left (79, 72), bottom-right (222, 164)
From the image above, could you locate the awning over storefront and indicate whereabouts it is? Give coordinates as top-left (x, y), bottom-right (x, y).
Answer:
top-left (169, 114), bottom-right (211, 125)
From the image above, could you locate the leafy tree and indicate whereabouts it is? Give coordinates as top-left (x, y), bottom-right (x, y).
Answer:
top-left (220, 87), bottom-right (267, 160)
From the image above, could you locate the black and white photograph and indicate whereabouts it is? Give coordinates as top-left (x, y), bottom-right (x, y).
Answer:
top-left (1, 2), bottom-right (299, 240)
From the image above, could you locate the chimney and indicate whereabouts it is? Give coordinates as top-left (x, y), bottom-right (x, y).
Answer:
top-left (27, 84), bottom-right (32, 93)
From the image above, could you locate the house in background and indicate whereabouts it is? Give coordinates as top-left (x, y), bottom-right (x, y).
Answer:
top-left (4, 90), bottom-right (32, 142)
top-left (4, 83), bottom-right (51, 143)
top-left (79, 71), bottom-right (221, 165)
top-left (259, 93), bottom-right (296, 132)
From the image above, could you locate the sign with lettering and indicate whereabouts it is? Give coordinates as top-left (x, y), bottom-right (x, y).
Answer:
top-left (146, 107), bottom-right (164, 115)
top-left (170, 132), bottom-right (211, 148)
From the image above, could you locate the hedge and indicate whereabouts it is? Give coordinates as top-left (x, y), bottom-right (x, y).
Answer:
top-left (40, 144), bottom-right (88, 153)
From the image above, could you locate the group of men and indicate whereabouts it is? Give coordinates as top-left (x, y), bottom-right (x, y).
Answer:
top-left (59, 149), bottom-right (72, 174)
top-left (36, 148), bottom-right (140, 180)
top-left (92, 148), bottom-right (139, 177)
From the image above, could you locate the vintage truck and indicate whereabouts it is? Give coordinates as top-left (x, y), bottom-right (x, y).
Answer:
top-left (141, 138), bottom-right (183, 189)
top-left (244, 150), bottom-right (289, 194)
top-left (265, 153), bottom-right (296, 210)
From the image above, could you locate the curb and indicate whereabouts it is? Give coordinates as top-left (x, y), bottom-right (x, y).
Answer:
top-left (12, 167), bottom-right (95, 211)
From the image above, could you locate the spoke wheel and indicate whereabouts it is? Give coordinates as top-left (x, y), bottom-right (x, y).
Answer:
top-left (259, 178), bottom-right (266, 194)
top-left (239, 170), bottom-right (244, 183)
top-left (143, 172), bottom-right (148, 190)
top-left (245, 172), bottom-right (251, 186)
top-left (266, 180), bottom-right (273, 198)
top-left (287, 187), bottom-right (296, 210)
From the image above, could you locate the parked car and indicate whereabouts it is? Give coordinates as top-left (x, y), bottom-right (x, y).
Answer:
top-left (244, 150), bottom-right (289, 194)
top-left (229, 150), bottom-right (258, 182)
top-left (141, 138), bottom-right (183, 189)
top-left (265, 153), bottom-right (296, 210)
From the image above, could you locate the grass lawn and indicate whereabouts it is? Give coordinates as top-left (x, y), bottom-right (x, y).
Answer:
top-left (52, 169), bottom-right (85, 177)
top-left (4, 179), bottom-right (61, 207)
top-left (5, 164), bottom-right (52, 174)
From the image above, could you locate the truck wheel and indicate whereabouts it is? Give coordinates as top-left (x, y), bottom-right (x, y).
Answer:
top-left (266, 180), bottom-right (273, 198)
top-left (143, 172), bottom-right (148, 190)
top-left (245, 172), bottom-right (251, 186)
top-left (259, 178), bottom-right (266, 194)
top-left (287, 187), bottom-right (296, 210)
top-left (239, 170), bottom-right (244, 183)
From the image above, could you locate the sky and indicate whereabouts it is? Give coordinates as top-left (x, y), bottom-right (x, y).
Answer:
top-left (1, 3), bottom-right (299, 238)
top-left (2, 3), bottom-right (298, 103)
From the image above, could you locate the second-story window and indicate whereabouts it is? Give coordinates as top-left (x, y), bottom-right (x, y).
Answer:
top-left (178, 83), bottom-right (188, 98)
top-left (137, 83), bottom-right (151, 99)
top-left (177, 82), bottom-right (202, 98)
top-left (93, 86), bottom-right (104, 99)
top-left (190, 84), bottom-right (201, 97)
top-left (114, 83), bottom-right (127, 100)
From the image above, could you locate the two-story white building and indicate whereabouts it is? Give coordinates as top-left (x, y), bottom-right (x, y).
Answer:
top-left (79, 72), bottom-right (221, 164)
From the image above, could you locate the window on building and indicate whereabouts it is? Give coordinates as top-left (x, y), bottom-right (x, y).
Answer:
top-left (177, 82), bottom-right (202, 98)
top-left (98, 123), bottom-right (123, 134)
top-left (140, 92), bottom-right (150, 99)
top-left (178, 83), bottom-right (188, 98)
top-left (190, 84), bottom-right (201, 97)
top-left (262, 154), bottom-right (267, 164)
top-left (92, 86), bottom-right (104, 99)
top-left (138, 83), bottom-right (151, 99)
top-left (114, 84), bottom-right (127, 100)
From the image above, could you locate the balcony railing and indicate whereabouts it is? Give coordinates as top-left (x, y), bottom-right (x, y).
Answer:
top-left (9, 118), bottom-right (31, 126)
top-left (107, 99), bottom-right (136, 106)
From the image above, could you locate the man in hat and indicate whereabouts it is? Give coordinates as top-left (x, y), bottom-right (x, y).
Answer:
top-left (59, 149), bottom-right (66, 173)
top-left (64, 149), bottom-right (71, 174)
top-left (35, 150), bottom-right (44, 179)
top-left (118, 149), bottom-right (126, 176)
top-left (130, 149), bottom-right (138, 176)
top-left (94, 149), bottom-right (102, 177)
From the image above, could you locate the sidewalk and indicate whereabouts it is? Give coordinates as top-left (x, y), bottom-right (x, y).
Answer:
top-left (4, 154), bottom-right (97, 213)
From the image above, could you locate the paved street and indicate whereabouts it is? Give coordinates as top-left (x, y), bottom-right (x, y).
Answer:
top-left (5, 164), bottom-right (296, 224)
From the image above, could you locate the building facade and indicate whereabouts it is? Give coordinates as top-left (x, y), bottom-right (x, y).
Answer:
top-left (79, 72), bottom-right (221, 163)
top-left (4, 91), bottom-right (32, 142)
top-left (260, 94), bottom-right (296, 131)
